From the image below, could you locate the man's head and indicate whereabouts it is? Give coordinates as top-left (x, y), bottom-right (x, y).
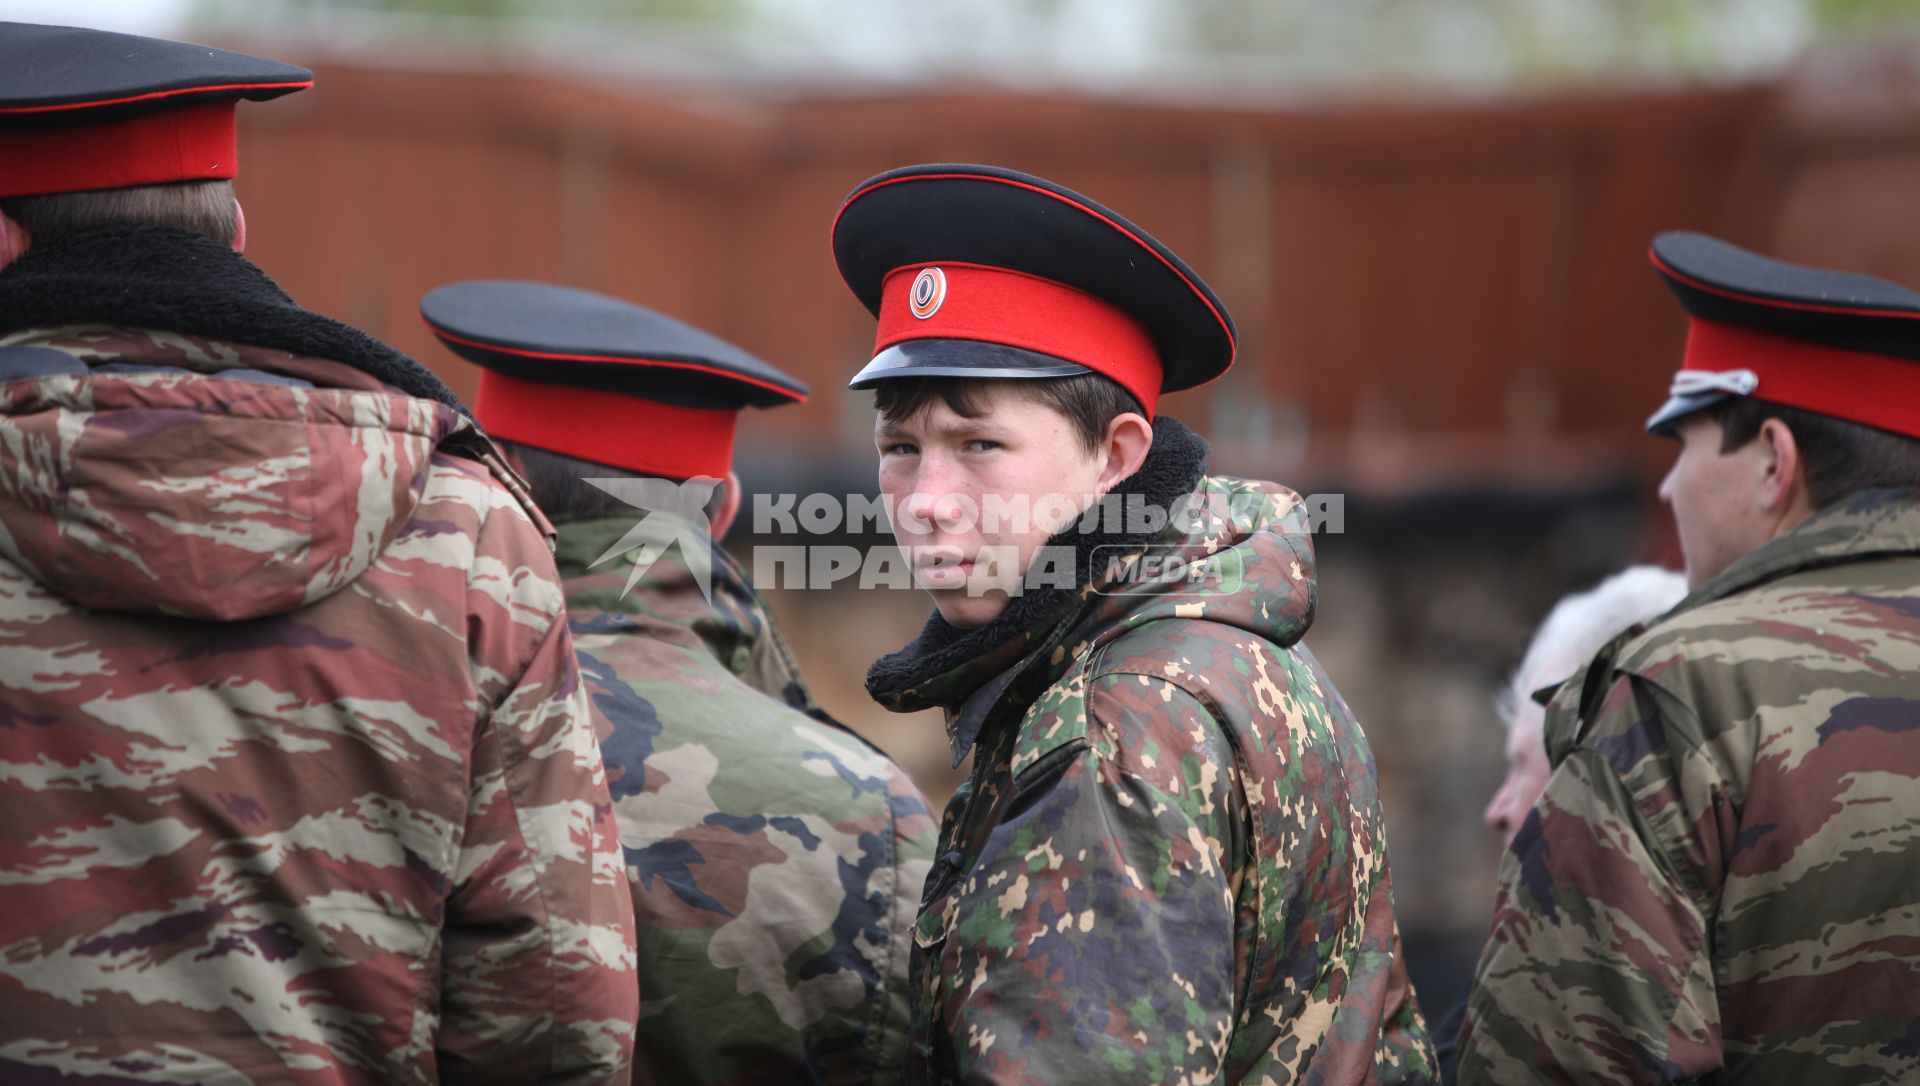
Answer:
top-left (1660, 400), bottom-right (1920, 587)
top-left (1643, 232), bottom-right (1920, 588)
top-left (494, 440), bottom-right (743, 540)
top-left (874, 374), bottom-right (1151, 627)
top-left (833, 164), bottom-right (1239, 626)
top-left (1484, 565), bottom-right (1687, 849)
top-left (423, 279), bottom-right (807, 544)
top-left (0, 23), bottom-right (310, 270)
top-left (1, 180), bottom-right (244, 269)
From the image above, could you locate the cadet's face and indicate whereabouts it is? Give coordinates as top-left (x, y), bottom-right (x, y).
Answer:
top-left (877, 387), bottom-right (1109, 628)
top-left (1484, 695), bottom-right (1551, 852)
top-left (1659, 413), bottom-right (1769, 589)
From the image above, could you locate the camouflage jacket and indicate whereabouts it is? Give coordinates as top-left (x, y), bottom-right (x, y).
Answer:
top-left (873, 465), bottom-right (1435, 1084)
top-left (555, 513), bottom-right (937, 1085)
top-left (0, 328), bottom-right (638, 1085)
top-left (1460, 487), bottom-right (1920, 1084)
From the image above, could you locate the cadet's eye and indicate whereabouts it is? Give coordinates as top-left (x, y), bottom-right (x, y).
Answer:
top-left (882, 442), bottom-right (919, 456)
top-left (964, 439), bottom-right (1001, 453)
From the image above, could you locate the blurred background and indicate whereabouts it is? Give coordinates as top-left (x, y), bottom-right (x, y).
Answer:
top-left (27, 0), bottom-right (1920, 1031)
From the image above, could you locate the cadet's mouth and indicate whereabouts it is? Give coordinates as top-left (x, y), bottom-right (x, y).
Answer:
top-left (912, 549), bottom-right (975, 589)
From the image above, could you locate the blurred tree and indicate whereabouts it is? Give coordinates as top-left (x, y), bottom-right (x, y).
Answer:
top-left (196, 0), bottom-right (751, 28)
top-left (188, 0), bottom-right (1920, 86)
top-left (1815, 0), bottom-right (1920, 29)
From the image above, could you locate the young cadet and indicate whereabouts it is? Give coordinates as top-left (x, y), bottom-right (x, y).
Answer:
top-left (0, 24), bottom-right (636, 1086)
top-left (423, 281), bottom-right (938, 1085)
top-left (831, 163), bottom-right (1437, 1084)
top-left (1460, 234), bottom-right (1920, 1084)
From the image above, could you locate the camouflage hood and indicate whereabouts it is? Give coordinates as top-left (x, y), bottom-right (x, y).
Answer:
top-left (867, 416), bottom-right (1318, 764)
top-left (1067, 473), bottom-right (1317, 646)
top-left (0, 331), bottom-right (480, 621)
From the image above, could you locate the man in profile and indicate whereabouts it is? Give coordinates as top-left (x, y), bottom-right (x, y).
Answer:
top-left (1481, 566), bottom-right (1687, 849)
top-left (0, 23), bottom-right (636, 1084)
top-left (1461, 233), bottom-right (1920, 1083)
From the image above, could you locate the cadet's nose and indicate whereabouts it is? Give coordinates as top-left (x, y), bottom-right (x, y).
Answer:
top-left (902, 468), bottom-right (972, 534)
top-left (900, 489), bottom-right (937, 528)
top-left (900, 490), bottom-right (967, 530)
top-left (1483, 784), bottom-right (1514, 835)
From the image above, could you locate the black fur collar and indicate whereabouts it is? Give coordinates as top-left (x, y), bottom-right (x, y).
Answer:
top-left (865, 415), bottom-right (1210, 713)
top-left (0, 223), bottom-right (464, 413)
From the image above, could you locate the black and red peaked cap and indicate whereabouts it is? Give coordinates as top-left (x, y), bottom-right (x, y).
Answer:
top-left (832, 163), bottom-right (1237, 418)
top-left (0, 22), bottom-right (311, 199)
top-left (423, 280), bottom-right (808, 481)
top-left (1647, 231), bottom-right (1920, 440)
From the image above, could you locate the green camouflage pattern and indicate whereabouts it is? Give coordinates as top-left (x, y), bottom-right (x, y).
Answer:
top-left (554, 513), bottom-right (937, 1085)
top-left (0, 327), bottom-right (638, 1085)
top-left (1461, 486), bottom-right (1920, 1084)
top-left (890, 476), bottom-right (1435, 1084)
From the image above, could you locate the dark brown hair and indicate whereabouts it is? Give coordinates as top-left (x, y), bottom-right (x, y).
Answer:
top-left (872, 373), bottom-right (1145, 453)
top-left (1709, 397), bottom-right (1920, 509)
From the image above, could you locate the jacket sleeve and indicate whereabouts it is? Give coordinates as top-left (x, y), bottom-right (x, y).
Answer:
top-left (1460, 672), bottom-right (1725, 1085)
top-left (928, 673), bottom-right (1241, 1084)
top-left (869, 762), bottom-right (939, 1076)
top-left (438, 496), bottom-right (640, 1085)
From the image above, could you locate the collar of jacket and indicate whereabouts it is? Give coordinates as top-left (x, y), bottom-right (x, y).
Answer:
top-left (1683, 486), bottom-right (1920, 611)
top-left (552, 511), bottom-right (772, 672)
top-left (1543, 485), bottom-right (1920, 765)
top-left (0, 223), bottom-right (466, 415)
top-left (865, 415), bottom-right (1211, 765)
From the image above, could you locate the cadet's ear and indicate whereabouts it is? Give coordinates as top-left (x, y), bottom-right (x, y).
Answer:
top-left (1096, 412), bottom-right (1153, 496)
top-left (231, 199), bottom-right (246, 254)
top-left (0, 211), bottom-right (29, 271)
top-left (709, 470), bottom-right (743, 541)
top-left (1756, 417), bottom-right (1811, 518)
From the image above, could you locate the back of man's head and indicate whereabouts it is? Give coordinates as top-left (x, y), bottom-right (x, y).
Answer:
top-left (496, 439), bottom-right (733, 533)
top-left (1709, 398), bottom-right (1920, 511)
top-left (1499, 565), bottom-right (1690, 727)
top-left (1, 180), bottom-right (239, 248)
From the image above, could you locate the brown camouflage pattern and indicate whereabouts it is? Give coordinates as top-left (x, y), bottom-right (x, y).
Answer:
top-left (0, 327), bottom-right (638, 1085)
top-left (1461, 486), bottom-right (1920, 1084)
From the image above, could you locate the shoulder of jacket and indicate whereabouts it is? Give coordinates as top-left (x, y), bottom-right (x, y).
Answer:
top-left (1087, 615), bottom-right (1252, 676)
top-left (1557, 590), bottom-right (1785, 756)
top-left (1006, 619), bottom-right (1250, 779)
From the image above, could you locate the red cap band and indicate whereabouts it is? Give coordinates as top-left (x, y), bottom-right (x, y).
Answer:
top-left (477, 370), bottom-right (737, 480)
top-left (0, 101), bottom-right (239, 198)
top-left (874, 262), bottom-right (1164, 417)
top-left (1685, 318), bottom-right (1920, 439)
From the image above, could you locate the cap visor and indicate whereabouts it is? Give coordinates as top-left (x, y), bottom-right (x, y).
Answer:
top-left (848, 339), bottom-right (1092, 389)
top-left (1645, 390), bottom-right (1730, 436)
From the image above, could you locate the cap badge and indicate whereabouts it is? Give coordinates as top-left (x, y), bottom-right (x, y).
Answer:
top-left (909, 267), bottom-right (947, 320)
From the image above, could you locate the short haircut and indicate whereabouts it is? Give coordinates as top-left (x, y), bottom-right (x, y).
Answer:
top-left (0, 179), bottom-right (239, 247)
top-left (496, 440), bottom-right (728, 524)
top-left (1497, 565), bottom-right (1689, 729)
top-left (872, 372), bottom-right (1145, 454)
top-left (1710, 397), bottom-right (1920, 510)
